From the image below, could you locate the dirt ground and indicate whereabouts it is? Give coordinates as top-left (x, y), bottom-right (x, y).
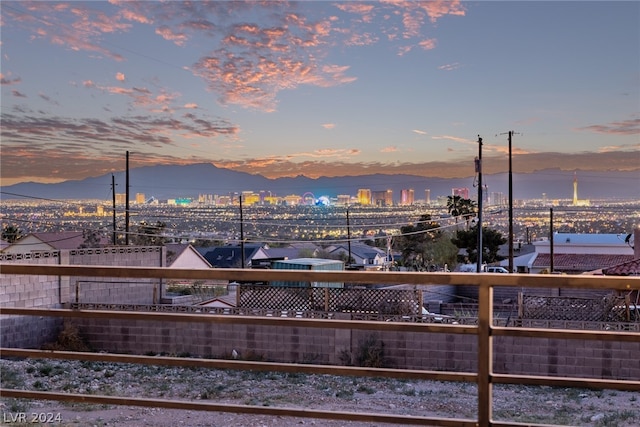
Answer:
top-left (1, 358), bottom-right (638, 427)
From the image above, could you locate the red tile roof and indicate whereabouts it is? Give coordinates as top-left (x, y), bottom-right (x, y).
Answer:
top-left (533, 253), bottom-right (635, 273)
top-left (602, 258), bottom-right (640, 276)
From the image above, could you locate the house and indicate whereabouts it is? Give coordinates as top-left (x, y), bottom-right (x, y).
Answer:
top-left (262, 243), bottom-right (322, 261)
top-left (601, 229), bottom-right (640, 277)
top-left (165, 243), bottom-right (211, 269)
top-left (528, 232), bottom-right (635, 275)
top-left (270, 258), bottom-right (345, 288)
top-left (197, 244), bottom-right (270, 268)
top-left (326, 243), bottom-right (389, 269)
top-left (497, 243), bottom-right (536, 273)
top-left (0, 231), bottom-right (107, 254)
top-left (602, 258), bottom-right (640, 276)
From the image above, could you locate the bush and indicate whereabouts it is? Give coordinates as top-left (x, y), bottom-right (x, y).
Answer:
top-left (42, 321), bottom-right (91, 352)
top-left (339, 334), bottom-right (389, 368)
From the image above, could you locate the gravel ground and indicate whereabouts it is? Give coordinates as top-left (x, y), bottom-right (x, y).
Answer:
top-left (1, 358), bottom-right (638, 427)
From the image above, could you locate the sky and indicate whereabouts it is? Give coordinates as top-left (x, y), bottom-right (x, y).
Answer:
top-left (1, 1), bottom-right (639, 186)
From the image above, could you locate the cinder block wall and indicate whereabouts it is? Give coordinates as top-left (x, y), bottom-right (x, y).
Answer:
top-left (72, 318), bottom-right (640, 381)
top-left (0, 252), bottom-right (65, 348)
top-left (69, 247), bottom-right (163, 304)
top-left (1, 247), bottom-right (163, 348)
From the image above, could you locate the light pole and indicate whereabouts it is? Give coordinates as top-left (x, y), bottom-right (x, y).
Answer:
top-left (476, 135), bottom-right (483, 273)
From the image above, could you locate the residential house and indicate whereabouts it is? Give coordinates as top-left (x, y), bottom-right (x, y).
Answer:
top-left (197, 244), bottom-right (270, 268)
top-left (165, 243), bottom-right (211, 269)
top-left (326, 243), bottom-right (389, 269)
top-left (0, 231), bottom-right (107, 254)
top-left (529, 232), bottom-right (635, 275)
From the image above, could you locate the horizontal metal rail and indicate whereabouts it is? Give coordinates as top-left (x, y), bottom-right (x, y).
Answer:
top-left (1, 263), bottom-right (639, 427)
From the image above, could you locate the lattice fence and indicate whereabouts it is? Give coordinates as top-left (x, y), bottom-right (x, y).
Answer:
top-left (237, 285), bottom-right (422, 315)
top-left (520, 293), bottom-right (627, 322)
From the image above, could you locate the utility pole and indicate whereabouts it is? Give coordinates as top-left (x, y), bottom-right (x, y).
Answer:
top-left (346, 208), bottom-right (352, 266)
top-left (476, 135), bottom-right (483, 273)
top-left (111, 174), bottom-right (117, 245)
top-left (239, 195), bottom-right (245, 269)
top-left (549, 207), bottom-right (554, 274)
top-left (500, 130), bottom-right (519, 273)
top-left (125, 151), bottom-right (130, 245)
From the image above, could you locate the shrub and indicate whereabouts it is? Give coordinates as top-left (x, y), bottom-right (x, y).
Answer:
top-left (42, 321), bottom-right (90, 352)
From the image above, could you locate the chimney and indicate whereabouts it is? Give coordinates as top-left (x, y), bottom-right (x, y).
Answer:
top-left (635, 228), bottom-right (640, 259)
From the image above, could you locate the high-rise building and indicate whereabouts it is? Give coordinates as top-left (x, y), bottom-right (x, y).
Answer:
top-left (115, 193), bottom-right (126, 205)
top-left (337, 195), bottom-right (351, 206)
top-left (242, 191), bottom-right (260, 205)
top-left (452, 187), bottom-right (469, 199)
top-left (284, 194), bottom-right (302, 205)
top-left (372, 190), bottom-right (393, 206)
top-left (489, 192), bottom-right (506, 206)
top-left (572, 172), bottom-right (591, 206)
top-left (424, 189), bottom-right (431, 205)
top-left (357, 189), bottom-right (372, 205)
top-left (135, 193), bottom-right (146, 204)
top-left (400, 189), bottom-right (414, 206)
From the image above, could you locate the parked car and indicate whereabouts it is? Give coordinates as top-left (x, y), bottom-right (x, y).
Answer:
top-left (484, 266), bottom-right (509, 274)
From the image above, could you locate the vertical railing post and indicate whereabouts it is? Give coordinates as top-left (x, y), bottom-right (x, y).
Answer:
top-left (477, 280), bottom-right (493, 426)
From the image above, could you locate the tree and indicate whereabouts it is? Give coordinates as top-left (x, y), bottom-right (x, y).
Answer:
top-left (446, 195), bottom-right (477, 226)
top-left (451, 225), bottom-right (506, 264)
top-left (80, 229), bottom-right (102, 248)
top-left (395, 214), bottom-right (445, 271)
top-left (2, 224), bottom-right (23, 243)
top-left (132, 221), bottom-right (167, 246)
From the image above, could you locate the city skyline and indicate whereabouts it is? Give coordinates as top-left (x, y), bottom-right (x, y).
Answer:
top-left (1, 1), bottom-right (639, 187)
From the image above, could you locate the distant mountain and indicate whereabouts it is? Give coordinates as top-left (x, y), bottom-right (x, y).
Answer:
top-left (1, 163), bottom-right (638, 202)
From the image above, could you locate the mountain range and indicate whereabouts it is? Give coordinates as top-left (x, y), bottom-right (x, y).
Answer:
top-left (1, 163), bottom-right (638, 202)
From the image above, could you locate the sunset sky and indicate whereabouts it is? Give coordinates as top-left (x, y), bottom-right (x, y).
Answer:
top-left (1, 1), bottom-right (639, 186)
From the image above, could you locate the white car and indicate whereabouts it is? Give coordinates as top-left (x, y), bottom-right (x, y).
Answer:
top-left (484, 266), bottom-right (509, 273)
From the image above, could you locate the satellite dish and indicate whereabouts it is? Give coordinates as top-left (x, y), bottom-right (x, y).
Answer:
top-left (624, 233), bottom-right (634, 249)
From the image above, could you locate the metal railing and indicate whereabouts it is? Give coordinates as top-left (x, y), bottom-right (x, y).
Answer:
top-left (1, 263), bottom-right (639, 427)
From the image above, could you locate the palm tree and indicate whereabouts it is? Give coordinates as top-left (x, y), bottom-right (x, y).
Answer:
top-left (446, 196), bottom-right (477, 227)
top-left (2, 224), bottom-right (23, 243)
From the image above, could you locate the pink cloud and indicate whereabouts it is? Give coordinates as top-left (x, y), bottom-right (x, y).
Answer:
top-left (116, 72), bottom-right (125, 82)
top-left (156, 25), bottom-right (189, 46)
top-left (335, 3), bottom-right (376, 15)
top-left (322, 123), bottom-right (336, 130)
top-left (0, 73), bottom-right (22, 86)
top-left (579, 118), bottom-right (640, 135)
top-left (419, 38), bottom-right (437, 50)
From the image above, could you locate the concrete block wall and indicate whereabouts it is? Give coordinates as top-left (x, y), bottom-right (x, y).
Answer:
top-left (76, 318), bottom-right (337, 365)
top-left (72, 318), bottom-right (640, 381)
top-left (0, 252), bottom-right (64, 348)
top-left (1, 246), bottom-right (163, 348)
top-left (69, 247), bottom-right (163, 304)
